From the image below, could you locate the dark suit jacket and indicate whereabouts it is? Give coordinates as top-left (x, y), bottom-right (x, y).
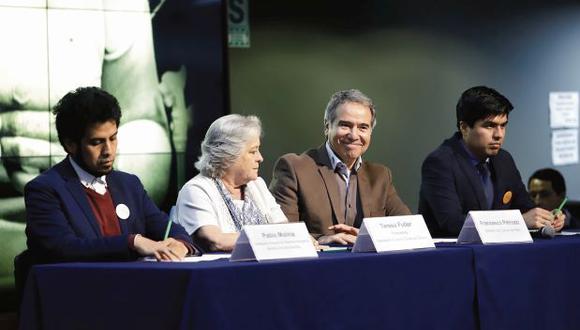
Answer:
top-left (564, 208), bottom-right (580, 229)
top-left (270, 145), bottom-right (411, 238)
top-left (419, 132), bottom-right (534, 237)
top-left (22, 158), bottom-right (192, 263)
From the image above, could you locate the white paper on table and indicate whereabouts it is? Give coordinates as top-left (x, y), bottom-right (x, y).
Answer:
top-left (432, 238), bottom-right (458, 243)
top-left (558, 231), bottom-right (580, 236)
top-left (142, 253), bottom-right (231, 262)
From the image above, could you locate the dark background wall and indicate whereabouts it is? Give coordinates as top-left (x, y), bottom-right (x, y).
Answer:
top-left (229, 0), bottom-right (580, 211)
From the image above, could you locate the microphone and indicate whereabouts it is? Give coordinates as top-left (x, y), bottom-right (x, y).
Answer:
top-left (531, 225), bottom-right (555, 239)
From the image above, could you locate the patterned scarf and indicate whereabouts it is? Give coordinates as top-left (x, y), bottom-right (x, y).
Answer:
top-left (214, 178), bottom-right (266, 231)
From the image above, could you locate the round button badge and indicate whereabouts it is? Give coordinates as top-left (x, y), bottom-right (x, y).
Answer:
top-left (502, 191), bottom-right (512, 205)
top-left (116, 204), bottom-right (130, 220)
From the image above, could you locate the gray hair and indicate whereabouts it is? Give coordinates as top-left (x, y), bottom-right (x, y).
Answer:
top-left (324, 89), bottom-right (376, 128)
top-left (195, 114), bottom-right (262, 178)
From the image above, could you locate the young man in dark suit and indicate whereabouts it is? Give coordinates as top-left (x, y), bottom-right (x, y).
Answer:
top-left (20, 87), bottom-right (195, 264)
top-left (419, 86), bottom-right (564, 237)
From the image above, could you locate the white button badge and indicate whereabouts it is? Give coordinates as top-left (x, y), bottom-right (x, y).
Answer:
top-left (116, 204), bottom-right (130, 220)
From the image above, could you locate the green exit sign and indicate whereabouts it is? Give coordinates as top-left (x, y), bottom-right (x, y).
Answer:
top-left (228, 0), bottom-right (250, 48)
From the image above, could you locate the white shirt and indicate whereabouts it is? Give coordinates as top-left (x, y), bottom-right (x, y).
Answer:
top-left (325, 141), bottom-right (362, 185)
top-left (69, 157), bottom-right (108, 195)
top-left (173, 174), bottom-right (287, 235)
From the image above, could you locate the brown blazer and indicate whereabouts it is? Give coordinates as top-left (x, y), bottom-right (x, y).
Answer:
top-left (269, 145), bottom-right (411, 238)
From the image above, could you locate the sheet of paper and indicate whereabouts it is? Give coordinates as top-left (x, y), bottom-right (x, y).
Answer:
top-left (319, 246), bottom-right (349, 252)
top-left (558, 231), bottom-right (580, 236)
top-left (142, 253), bottom-right (231, 262)
top-left (432, 238), bottom-right (458, 243)
top-left (550, 92), bottom-right (579, 128)
top-left (552, 129), bottom-right (578, 166)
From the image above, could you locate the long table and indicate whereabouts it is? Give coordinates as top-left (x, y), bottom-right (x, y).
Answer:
top-left (472, 236), bottom-right (580, 330)
top-left (20, 247), bottom-right (476, 330)
top-left (20, 235), bottom-right (580, 330)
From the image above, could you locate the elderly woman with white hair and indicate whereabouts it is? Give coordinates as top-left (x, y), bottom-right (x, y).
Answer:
top-left (173, 114), bottom-right (287, 252)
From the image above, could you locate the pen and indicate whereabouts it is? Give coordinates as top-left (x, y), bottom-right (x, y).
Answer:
top-left (555, 196), bottom-right (568, 214)
top-left (164, 206), bottom-right (176, 240)
top-left (163, 219), bottom-right (172, 240)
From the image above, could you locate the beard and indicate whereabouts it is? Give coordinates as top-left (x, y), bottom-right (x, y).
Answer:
top-left (72, 153), bottom-right (113, 177)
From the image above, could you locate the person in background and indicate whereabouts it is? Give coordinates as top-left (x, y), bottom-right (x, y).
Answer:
top-left (528, 168), bottom-right (579, 229)
top-left (173, 114), bottom-right (287, 252)
top-left (419, 86), bottom-right (565, 237)
top-left (270, 89), bottom-right (411, 245)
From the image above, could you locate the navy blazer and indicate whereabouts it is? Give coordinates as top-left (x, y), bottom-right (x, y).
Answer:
top-left (418, 133), bottom-right (534, 237)
top-left (23, 158), bottom-right (192, 262)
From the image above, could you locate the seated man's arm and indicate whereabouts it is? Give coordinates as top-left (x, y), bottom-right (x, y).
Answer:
top-left (420, 154), bottom-right (466, 235)
top-left (499, 155), bottom-right (564, 230)
top-left (384, 167), bottom-right (412, 216)
top-left (522, 208), bottom-right (564, 231)
top-left (511, 177), bottom-right (556, 230)
top-left (25, 180), bottom-right (133, 261)
top-left (132, 175), bottom-right (195, 258)
top-left (318, 224), bottom-right (358, 245)
top-left (270, 155), bottom-right (357, 245)
top-left (132, 235), bottom-right (189, 261)
top-left (552, 211), bottom-right (566, 231)
top-left (134, 175), bottom-right (191, 244)
top-left (269, 156), bottom-right (300, 222)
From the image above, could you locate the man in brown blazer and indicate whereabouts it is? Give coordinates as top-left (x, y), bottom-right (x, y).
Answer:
top-left (270, 89), bottom-right (411, 245)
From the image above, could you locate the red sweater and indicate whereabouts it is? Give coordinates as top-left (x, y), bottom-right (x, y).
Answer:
top-left (83, 187), bottom-right (121, 237)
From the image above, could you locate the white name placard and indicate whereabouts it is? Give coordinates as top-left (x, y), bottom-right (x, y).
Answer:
top-left (352, 215), bottom-right (435, 253)
top-left (230, 222), bottom-right (318, 262)
top-left (457, 210), bottom-right (532, 244)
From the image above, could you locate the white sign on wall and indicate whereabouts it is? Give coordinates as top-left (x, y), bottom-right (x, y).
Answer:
top-left (552, 129), bottom-right (578, 166)
top-left (550, 92), bottom-right (579, 128)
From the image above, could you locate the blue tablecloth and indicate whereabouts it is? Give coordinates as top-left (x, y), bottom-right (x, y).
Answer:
top-left (20, 247), bottom-right (476, 330)
top-left (471, 235), bottom-right (580, 330)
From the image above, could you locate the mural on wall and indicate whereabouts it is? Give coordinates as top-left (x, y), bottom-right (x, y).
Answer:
top-left (0, 0), bottom-right (228, 299)
top-left (0, 0), bottom-right (228, 224)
